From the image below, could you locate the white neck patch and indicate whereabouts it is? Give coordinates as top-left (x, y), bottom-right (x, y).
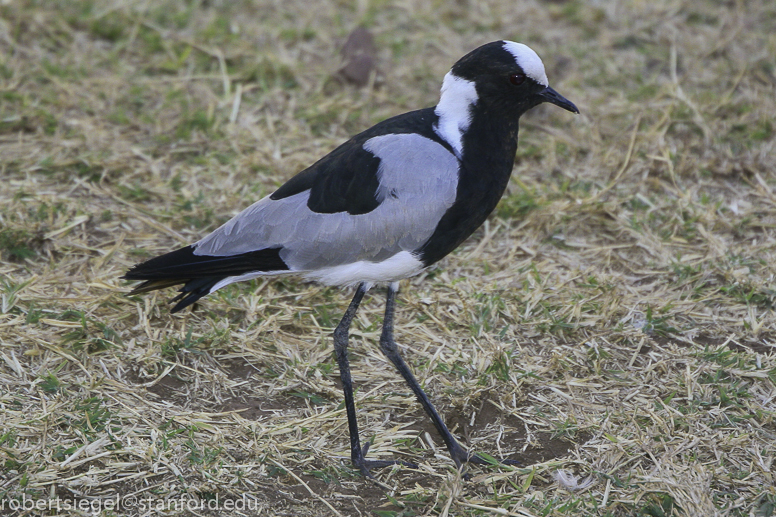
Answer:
top-left (503, 41), bottom-right (548, 87)
top-left (433, 71), bottom-right (478, 159)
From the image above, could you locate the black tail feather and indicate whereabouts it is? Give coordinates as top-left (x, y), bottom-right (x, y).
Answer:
top-left (123, 245), bottom-right (288, 311)
top-left (123, 245), bottom-right (287, 281)
top-left (169, 277), bottom-right (223, 313)
top-left (127, 278), bottom-right (187, 295)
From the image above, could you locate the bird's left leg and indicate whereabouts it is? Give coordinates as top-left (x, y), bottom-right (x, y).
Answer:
top-left (378, 282), bottom-right (519, 471)
top-left (333, 282), bottom-right (415, 478)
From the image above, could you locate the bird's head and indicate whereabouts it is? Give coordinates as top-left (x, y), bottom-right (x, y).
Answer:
top-left (436, 40), bottom-right (578, 130)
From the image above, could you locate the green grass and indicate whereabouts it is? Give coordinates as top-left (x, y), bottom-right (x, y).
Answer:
top-left (0, 0), bottom-right (774, 516)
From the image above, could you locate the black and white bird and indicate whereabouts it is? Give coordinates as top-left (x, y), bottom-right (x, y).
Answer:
top-left (124, 40), bottom-right (578, 478)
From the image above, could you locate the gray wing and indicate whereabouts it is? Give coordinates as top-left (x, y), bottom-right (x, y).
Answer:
top-left (193, 133), bottom-right (459, 272)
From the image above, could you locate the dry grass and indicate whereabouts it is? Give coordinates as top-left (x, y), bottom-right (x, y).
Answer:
top-left (1, 0), bottom-right (775, 515)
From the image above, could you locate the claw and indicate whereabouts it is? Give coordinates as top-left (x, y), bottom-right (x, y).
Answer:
top-left (353, 453), bottom-right (417, 480)
top-left (447, 441), bottom-right (522, 479)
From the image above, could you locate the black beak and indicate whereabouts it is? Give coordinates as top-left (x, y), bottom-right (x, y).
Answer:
top-left (539, 86), bottom-right (579, 114)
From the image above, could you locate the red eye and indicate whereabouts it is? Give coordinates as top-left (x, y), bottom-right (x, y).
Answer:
top-left (509, 73), bottom-right (526, 86)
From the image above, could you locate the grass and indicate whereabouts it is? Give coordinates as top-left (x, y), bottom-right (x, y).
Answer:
top-left (1, 0), bottom-right (775, 516)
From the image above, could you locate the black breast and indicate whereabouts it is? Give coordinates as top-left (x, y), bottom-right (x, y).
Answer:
top-left (417, 118), bottom-right (518, 266)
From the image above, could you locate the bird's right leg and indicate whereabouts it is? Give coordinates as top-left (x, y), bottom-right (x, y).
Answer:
top-left (333, 282), bottom-right (414, 478)
top-left (378, 282), bottom-right (521, 473)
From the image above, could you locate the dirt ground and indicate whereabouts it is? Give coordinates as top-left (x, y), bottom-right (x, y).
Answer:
top-left (1, 1), bottom-right (775, 516)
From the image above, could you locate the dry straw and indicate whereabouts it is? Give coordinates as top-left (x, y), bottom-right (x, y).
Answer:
top-left (1, 0), bottom-right (774, 515)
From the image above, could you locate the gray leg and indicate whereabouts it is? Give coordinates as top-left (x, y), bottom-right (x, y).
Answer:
top-left (378, 282), bottom-right (518, 470)
top-left (333, 282), bottom-right (414, 478)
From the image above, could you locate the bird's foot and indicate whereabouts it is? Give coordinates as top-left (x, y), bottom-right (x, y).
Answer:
top-left (353, 442), bottom-right (417, 480)
top-left (466, 454), bottom-right (521, 467)
top-left (447, 442), bottom-right (521, 478)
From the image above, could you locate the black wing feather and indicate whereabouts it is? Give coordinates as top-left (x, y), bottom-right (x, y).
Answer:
top-left (270, 108), bottom-right (450, 216)
top-left (123, 245), bottom-right (288, 312)
top-left (270, 139), bottom-right (382, 215)
top-left (124, 245), bottom-right (287, 281)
